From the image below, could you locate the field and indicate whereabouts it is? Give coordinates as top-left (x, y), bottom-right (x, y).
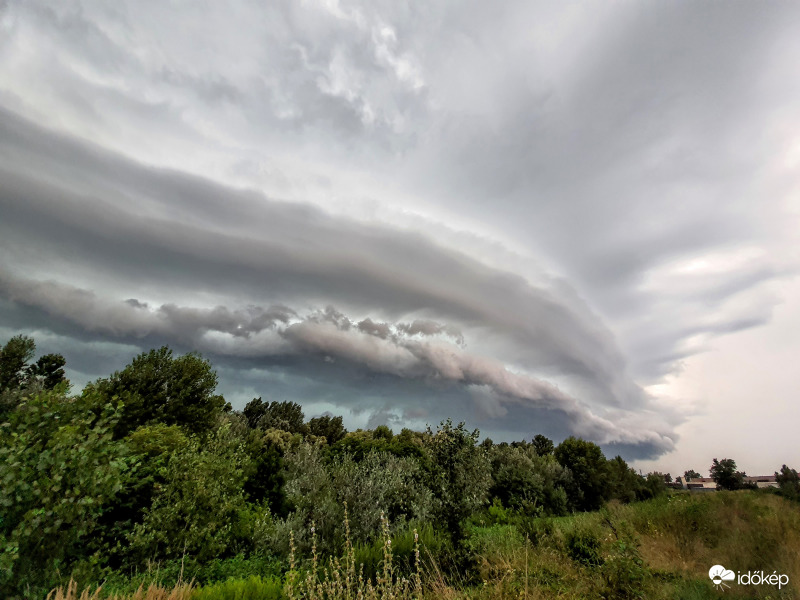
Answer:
top-left (50, 490), bottom-right (800, 600)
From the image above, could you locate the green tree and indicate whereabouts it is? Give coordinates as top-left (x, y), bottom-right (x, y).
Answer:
top-left (0, 388), bottom-right (133, 597)
top-left (243, 398), bottom-right (306, 434)
top-left (329, 451), bottom-right (432, 543)
top-left (684, 469), bottom-right (701, 480)
top-left (489, 444), bottom-right (544, 512)
top-left (606, 456), bottom-right (641, 503)
top-left (29, 353), bottom-right (68, 390)
top-left (532, 434), bottom-right (554, 456)
top-left (241, 429), bottom-right (288, 516)
top-left (307, 415), bottom-right (347, 444)
top-left (710, 458), bottom-right (745, 491)
top-left (642, 472), bottom-right (668, 499)
top-left (129, 423), bottom-right (251, 563)
top-left (0, 335), bottom-right (36, 393)
top-left (91, 347), bottom-right (225, 438)
top-left (775, 464), bottom-right (800, 501)
top-left (91, 423), bottom-right (191, 569)
top-left (554, 437), bottom-right (610, 511)
top-left (424, 420), bottom-right (491, 542)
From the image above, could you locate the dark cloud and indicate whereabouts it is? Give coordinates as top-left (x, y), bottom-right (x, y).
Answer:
top-left (1, 0), bottom-right (797, 461)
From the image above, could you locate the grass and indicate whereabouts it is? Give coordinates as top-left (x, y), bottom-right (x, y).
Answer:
top-left (49, 490), bottom-right (800, 600)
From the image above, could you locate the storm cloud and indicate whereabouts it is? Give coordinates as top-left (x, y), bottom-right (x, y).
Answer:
top-left (1, 0), bottom-right (798, 464)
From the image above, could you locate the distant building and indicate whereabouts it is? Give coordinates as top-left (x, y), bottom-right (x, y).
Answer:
top-left (675, 475), bottom-right (778, 491)
top-left (743, 475), bottom-right (779, 489)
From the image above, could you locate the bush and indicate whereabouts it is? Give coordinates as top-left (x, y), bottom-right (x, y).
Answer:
top-left (565, 527), bottom-right (603, 567)
top-left (192, 575), bottom-right (285, 600)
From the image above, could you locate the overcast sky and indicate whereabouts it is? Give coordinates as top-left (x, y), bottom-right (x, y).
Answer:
top-left (1, 0), bottom-right (798, 473)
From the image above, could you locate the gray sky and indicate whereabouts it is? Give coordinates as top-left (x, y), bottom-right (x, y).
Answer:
top-left (1, 0), bottom-right (798, 472)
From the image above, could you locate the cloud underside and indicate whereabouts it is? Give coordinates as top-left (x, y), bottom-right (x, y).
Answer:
top-left (0, 270), bottom-right (673, 454)
top-left (3, 1), bottom-right (797, 461)
top-left (0, 108), bottom-right (676, 455)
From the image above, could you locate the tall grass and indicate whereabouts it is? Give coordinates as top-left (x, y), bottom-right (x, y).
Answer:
top-left (48, 491), bottom-right (800, 600)
top-left (285, 504), bottom-right (422, 600)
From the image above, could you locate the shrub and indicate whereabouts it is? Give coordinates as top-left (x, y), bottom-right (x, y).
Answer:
top-left (192, 575), bottom-right (284, 600)
top-left (565, 527), bottom-right (603, 567)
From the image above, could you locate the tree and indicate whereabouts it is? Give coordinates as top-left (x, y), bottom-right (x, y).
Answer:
top-left (307, 415), bottom-right (347, 444)
top-left (129, 424), bottom-right (251, 563)
top-left (29, 353), bottom-right (68, 390)
top-left (554, 437), bottom-right (610, 511)
top-left (0, 335), bottom-right (36, 393)
top-left (489, 445), bottom-right (544, 511)
top-left (92, 347), bottom-right (225, 438)
top-left (243, 397), bottom-right (305, 433)
top-left (0, 388), bottom-right (133, 596)
top-left (241, 430), bottom-right (288, 516)
top-left (606, 455), bottom-right (641, 503)
top-left (424, 420), bottom-right (491, 542)
top-left (710, 458), bottom-right (745, 491)
top-left (532, 434), bottom-right (554, 456)
top-left (775, 465), bottom-right (800, 501)
top-left (684, 469), bottom-right (701, 480)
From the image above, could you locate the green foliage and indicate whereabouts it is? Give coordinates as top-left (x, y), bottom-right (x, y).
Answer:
top-left (192, 575), bottom-right (285, 600)
top-left (606, 456), bottom-right (640, 503)
top-left (489, 445), bottom-right (543, 512)
top-left (372, 425), bottom-right (393, 440)
top-left (29, 353), bottom-right (68, 390)
top-left (306, 415), bottom-right (346, 445)
top-left (565, 526), bottom-right (603, 567)
top-left (242, 429), bottom-right (288, 516)
top-left (128, 423), bottom-right (251, 563)
top-left (684, 469), bottom-right (701, 480)
top-left (709, 457), bottom-right (746, 491)
top-left (285, 509), bottom-right (422, 600)
top-left (600, 538), bottom-right (649, 599)
top-left (353, 522), bottom-right (449, 581)
top-left (424, 420), bottom-right (491, 542)
top-left (99, 555), bottom-right (284, 594)
top-left (278, 442), bottom-right (341, 554)
top-left (554, 437), bottom-right (610, 511)
top-left (641, 472), bottom-right (669, 499)
top-left (91, 423), bottom-right (192, 567)
top-left (326, 428), bottom-right (428, 465)
top-left (244, 398), bottom-right (306, 434)
top-left (0, 388), bottom-right (133, 597)
top-left (532, 433), bottom-right (554, 456)
top-left (329, 452), bottom-right (432, 543)
top-left (92, 346), bottom-right (225, 438)
top-left (0, 334), bottom-right (36, 393)
top-left (775, 464), bottom-right (800, 501)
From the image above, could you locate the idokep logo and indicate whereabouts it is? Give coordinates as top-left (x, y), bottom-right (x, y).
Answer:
top-left (709, 565), bottom-right (735, 591)
top-left (709, 564), bottom-right (790, 592)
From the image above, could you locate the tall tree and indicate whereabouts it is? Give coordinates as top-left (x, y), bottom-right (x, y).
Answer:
top-left (29, 353), bottom-right (68, 390)
top-left (710, 458), bottom-right (745, 491)
top-left (243, 397), bottom-right (305, 433)
top-left (532, 434), bottom-right (554, 456)
top-left (424, 419), bottom-right (491, 542)
top-left (775, 464), bottom-right (800, 500)
top-left (92, 347), bottom-right (225, 438)
top-left (307, 414), bottom-right (347, 444)
top-left (0, 334), bottom-right (36, 393)
top-left (554, 437), bottom-right (610, 511)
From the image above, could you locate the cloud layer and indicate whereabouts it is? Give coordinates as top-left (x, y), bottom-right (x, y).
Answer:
top-left (2, 0), bottom-right (799, 461)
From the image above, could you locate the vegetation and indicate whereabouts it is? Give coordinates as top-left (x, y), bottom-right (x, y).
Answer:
top-left (1, 334), bottom-right (799, 599)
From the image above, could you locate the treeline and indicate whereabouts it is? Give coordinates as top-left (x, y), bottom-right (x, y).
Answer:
top-left (0, 336), bottom-right (796, 598)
